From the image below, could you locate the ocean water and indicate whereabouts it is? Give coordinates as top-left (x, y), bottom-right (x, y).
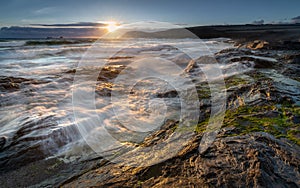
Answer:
top-left (0, 38), bottom-right (238, 169)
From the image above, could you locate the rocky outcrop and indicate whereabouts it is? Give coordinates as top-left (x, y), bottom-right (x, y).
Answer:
top-left (58, 43), bottom-right (300, 188)
top-left (244, 40), bottom-right (300, 51)
top-left (216, 48), bottom-right (279, 69)
top-left (0, 76), bottom-right (48, 91)
top-left (1, 29), bottom-right (300, 188)
top-left (61, 132), bottom-right (300, 188)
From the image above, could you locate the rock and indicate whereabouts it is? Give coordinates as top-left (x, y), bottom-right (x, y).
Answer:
top-left (156, 90), bottom-right (178, 98)
top-left (252, 57), bottom-right (277, 68)
top-left (215, 47), bottom-right (278, 69)
top-left (97, 65), bottom-right (126, 81)
top-left (230, 55), bottom-right (277, 68)
top-left (184, 56), bottom-right (218, 74)
top-left (279, 96), bottom-right (295, 105)
top-left (282, 41), bottom-right (300, 50)
top-left (292, 115), bottom-right (300, 124)
top-left (246, 40), bottom-right (269, 50)
top-left (0, 76), bottom-right (47, 91)
top-left (265, 110), bottom-right (281, 118)
top-left (65, 69), bottom-right (76, 74)
top-left (0, 137), bottom-right (5, 150)
top-left (95, 87), bottom-right (112, 97)
top-left (184, 60), bottom-right (198, 73)
top-left (243, 40), bottom-right (300, 51)
top-left (61, 133), bottom-right (300, 187)
top-left (285, 53), bottom-right (300, 64)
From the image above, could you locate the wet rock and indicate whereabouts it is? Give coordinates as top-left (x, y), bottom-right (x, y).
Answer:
top-left (282, 41), bottom-right (300, 50)
top-left (216, 48), bottom-right (240, 55)
top-left (278, 96), bottom-right (295, 106)
top-left (215, 48), bottom-right (279, 69)
top-left (246, 40), bottom-right (269, 50)
top-left (61, 132), bottom-right (300, 188)
top-left (242, 40), bottom-right (300, 51)
top-left (0, 76), bottom-right (48, 91)
top-left (0, 77), bottom-right (22, 90)
top-left (284, 53), bottom-right (300, 64)
top-left (0, 137), bottom-right (5, 150)
top-left (184, 60), bottom-right (198, 73)
top-left (185, 56), bottom-right (218, 73)
top-left (264, 110), bottom-right (281, 118)
top-left (156, 90), bottom-right (178, 98)
top-left (229, 55), bottom-right (277, 68)
top-left (218, 127), bottom-right (237, 136)
top-left (226, 77), bottom-right (276, 108)
top-left (97, 65), bottom-right (126, 81)
top-left (267, 41), bottom-right (300, 50)
top-left (65, 69), bottom-right (76, 74)
top-left (2, 82), bottom-right (20, 90)
top-left (95, 87), bottom-right (112, 97)
top-left (253, 58), bottom-right (277, 68)
top-left (292, 115), bottom-right (300, 124)
top-left (0, 157), bottom-right (77, 188)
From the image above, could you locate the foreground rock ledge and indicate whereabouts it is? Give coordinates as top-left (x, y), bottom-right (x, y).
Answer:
top-left (61, 132), bottom-right (300, 188)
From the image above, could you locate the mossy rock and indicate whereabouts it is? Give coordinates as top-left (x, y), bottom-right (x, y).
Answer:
top-left (196, 104), bottom-right (300, 145)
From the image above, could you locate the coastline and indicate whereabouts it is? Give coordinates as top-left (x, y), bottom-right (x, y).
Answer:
top-left (0, 25), bottom-right (300, 187)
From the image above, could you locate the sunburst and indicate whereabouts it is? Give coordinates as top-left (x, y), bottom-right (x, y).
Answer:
top-left (106, 22), bottom-right (118, 32)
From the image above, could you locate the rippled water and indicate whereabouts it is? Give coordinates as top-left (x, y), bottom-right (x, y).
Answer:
top-left (0, 38), bottom-right (235, 170)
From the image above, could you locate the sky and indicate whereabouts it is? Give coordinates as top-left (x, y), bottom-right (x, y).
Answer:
top-left (1, 0), bottom-right (300, 27)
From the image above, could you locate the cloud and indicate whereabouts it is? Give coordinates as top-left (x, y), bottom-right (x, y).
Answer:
top-left (0, 26), bottom-right (106, 38)
top-left (252, 19), bottom-right (264, 25)
top-left (291, 16), bottom-right (300, 20)
top-left (291, 16), bottom-right (300, 23)
top-left (34, 7), bottom-right (56, 15)
top-left (30, 22), bottom-right (107, 27)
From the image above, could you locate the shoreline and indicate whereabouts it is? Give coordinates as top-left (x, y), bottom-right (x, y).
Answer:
top-left (0, 27), bottom-right (299, 187)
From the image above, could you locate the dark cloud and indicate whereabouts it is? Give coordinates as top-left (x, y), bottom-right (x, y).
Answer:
top-left (30, 22), bottom-right (107, 27)
top-left (291, 16), bottom-right (300, 20)
top-left (291, 16), bottom-right (300, 23)
top-left (0, 26), bottom-right (106, 38)
top-left (252, 19), bottom-right (264, 25)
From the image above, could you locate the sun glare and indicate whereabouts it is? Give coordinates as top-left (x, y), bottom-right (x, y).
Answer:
top-left (106, 22), bottom-right (118, 32)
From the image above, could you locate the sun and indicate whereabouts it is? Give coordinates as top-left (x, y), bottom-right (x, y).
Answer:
top-left (106, 22), bottom-right (118, 32)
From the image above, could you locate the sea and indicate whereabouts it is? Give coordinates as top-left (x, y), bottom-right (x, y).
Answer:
top-left (0, 37), bottom-right (241, 170)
